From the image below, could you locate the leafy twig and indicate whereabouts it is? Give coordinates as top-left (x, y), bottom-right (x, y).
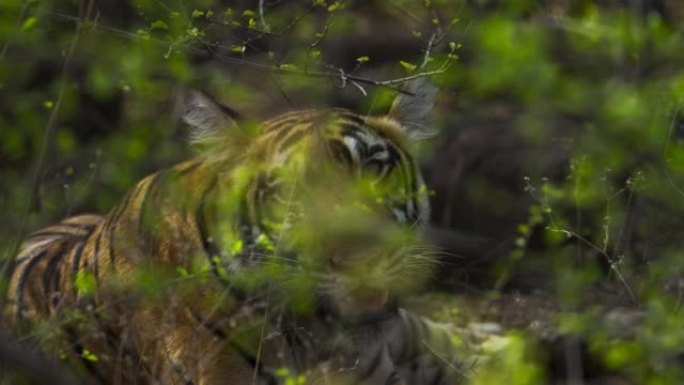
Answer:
top-left (419, 31), bottom-right (439, 70)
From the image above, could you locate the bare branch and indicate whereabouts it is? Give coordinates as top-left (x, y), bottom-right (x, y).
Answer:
top-left (310, 15), bottom-right (335, 48)
top-left (258, 0), bottom-right (267, 32)
top-left (419, 31), bottom-right (439, 71)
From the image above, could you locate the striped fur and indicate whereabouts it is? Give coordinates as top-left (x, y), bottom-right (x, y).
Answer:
top-left (5, 85), bottom-right (459, 384)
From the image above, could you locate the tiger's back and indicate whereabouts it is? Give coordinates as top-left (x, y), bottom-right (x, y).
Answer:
top-left (7, 214), bottom-right (104, 324)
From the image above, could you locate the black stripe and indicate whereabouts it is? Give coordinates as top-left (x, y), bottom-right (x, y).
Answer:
top-left (271, 122), bottom-right (295, 144)
top-left (14, 249), bottom-right (50, 320)
top-left (265, 110), bottom-right (316, 134)
top-left (91, 226), bottom-right (102, 282)
top-left (385, 145), bottom-right (401, 167)
top-left (341, 123), bottom-right (365, 142)
top-left (337, 111), bottom-right (366, 127)
top-left (69, 240), bottom-right (87, 294)
top-left (389, 141), bottom-right (420, 223)
top-left (196, 177), bottom-right (219, 267)
top-left (278, 128), bottom-right (307, 152)
top-left (406, 160), bottom-right (421, 222)
top-left (250, 174), bottom-right (269, 238)
top-left (137, 172), bottom-right (163, 256)
top-left (42, 241), bottom-right (67, 313)
top-left (175, 160), bottom-right (204, 177)
top-left (105, 189), bottom-right (136, 269)
top-left (341, 124), bottom-right (370, 160)
top-left (328, 139), bottom-right (353, 168)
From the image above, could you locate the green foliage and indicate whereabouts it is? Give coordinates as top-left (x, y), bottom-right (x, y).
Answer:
top-left (4, 0), bottom-right (684, 383)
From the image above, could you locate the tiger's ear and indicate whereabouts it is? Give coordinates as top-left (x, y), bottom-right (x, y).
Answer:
top-left (388, 79), bottom-right (438, 139)
top-left (182, 90), bottom-right (241, 143)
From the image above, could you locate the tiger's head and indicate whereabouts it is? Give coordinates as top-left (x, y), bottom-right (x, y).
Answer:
top-left (183, 81), bottom-right (439, 320)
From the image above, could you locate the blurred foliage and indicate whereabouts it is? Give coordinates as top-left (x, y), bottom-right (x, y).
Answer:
top-left (4, 0), bottom-right (684, 383)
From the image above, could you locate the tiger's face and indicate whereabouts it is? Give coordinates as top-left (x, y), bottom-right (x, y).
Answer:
top-left (183, 82), bottom-right (438, 319)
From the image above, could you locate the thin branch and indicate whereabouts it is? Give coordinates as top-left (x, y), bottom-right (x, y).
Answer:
top-left (350, 80), bottom-right (368, 96)
top-left (258, 0), bottom-right (267, 31)
top-left (36, 8), bottom-right (448, 96)
top-left (205, 3), bottom-right (315, 46)
top-left (310, 15), bottom-right (334, 48)
top-left (419, 31), bottom-right (439, 71)
top-left (547, 226), bottom-right (636, 302)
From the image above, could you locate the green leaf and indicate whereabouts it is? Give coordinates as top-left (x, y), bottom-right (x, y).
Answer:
top-left (231, 45), bottom-right (246, 54)
top-left (248, 18), bottom-right (257, 29)
top-left (275, 367), bottom-right (290, 377)
top-left (150, 20), bottom-right (168, 30)
top-left (255, 233), bottom-right (275, 251)
top-left (191, 10), bottom-right (205, 18)
top-left (74, 271), bottom-right (96, 294)
top-left (327, 2), bottom-right (341, 12)
top-left (356, 55), bottom-right (370, 63)
top-left (411, 30), bottom-right (422, 38)
top-left (21, 16), bottom-right (37, 32)
top-left (135, 29), bottom-right (150, 40)
top-left (43, 100), bottom-right (54, 109)
top-left (242, 9), bottom-right (257, 17)
top-left (231, 239), bottom-right (243, 254)
top-left (186, 27), bottom-right (201, 37)
top-left (399, 60), bottom-right (417, 73)
top-left (205, 10), bottom-right (214, 19)
top-left (81, 349), bottom-right (98, 362)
